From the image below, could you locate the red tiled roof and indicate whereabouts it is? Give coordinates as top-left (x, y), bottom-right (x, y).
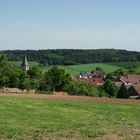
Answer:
top-left (93, 78), bottom-right (104, 83)
top-left (132, 84), bottom-right (140, 95)
top-left (79, 78), bottom-right (104, 85)
top-left (122, 75), bottom-right (140, 84)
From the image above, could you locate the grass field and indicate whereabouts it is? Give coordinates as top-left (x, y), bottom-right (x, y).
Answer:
top-left (9, 61), bottom-right (140, 75)
top-left (40, 63), bottom-right (122, 75)
top-left (0, 96), bottom-right (139, 139)
top-left (9, 61), bottom-right (123, 74)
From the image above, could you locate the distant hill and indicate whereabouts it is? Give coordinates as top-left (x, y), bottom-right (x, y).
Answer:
top-left (1, 49), bottom-right (140, 65)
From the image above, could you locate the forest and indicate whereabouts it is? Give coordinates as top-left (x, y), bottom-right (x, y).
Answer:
top-left (1, 49), bottom-right (140, 65)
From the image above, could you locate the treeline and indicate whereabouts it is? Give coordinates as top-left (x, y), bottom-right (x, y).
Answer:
top-left (1, 49), bottom-right (140, 65)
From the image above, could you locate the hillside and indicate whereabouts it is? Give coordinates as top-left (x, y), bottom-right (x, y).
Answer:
top-left (10, 60), bottom-right (140, 75)
top-left (9, 61), bottom-right (123, 74)
top-left (2, 49), bottom-right (140, 65)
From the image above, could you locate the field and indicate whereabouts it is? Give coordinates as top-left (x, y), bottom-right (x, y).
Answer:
top-left (9, 61), bottom-right (123, 74)
top-left (10, 61), bottom-right (140, 75)
top-left (41, 63), bottom-right (122, 75)
top-left (0, 95), bottom-right (139, 140)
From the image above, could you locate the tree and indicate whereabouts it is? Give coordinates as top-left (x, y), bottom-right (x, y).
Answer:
top-left (19, 71), bottom-right (31, 90)
top-left (27, 67), bottom-right (43, 89)
top-left (117, 83), bottom-right (129, 99)
top-left (0, 54), bottom-right (31, 90)
top-left (8, 68), bottom-right (20, 88)
top-left (27, 67), bottom-right (42, 79)
top-left (0, 54), bottom-right (12, 87)
top-left (114, 69), bottom-right (127, 76)
top-left (105, 73), bottom-right (114, 81)
top-left (42, 66), bottom-right (72, 92)
top-left (103, 79), bottom-right (118, 97)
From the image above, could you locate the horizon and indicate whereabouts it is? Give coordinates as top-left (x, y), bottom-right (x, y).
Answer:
top-left (0, 0), bottom-right (140, 51)
top-left (1, 48), bottom-right (140, 53)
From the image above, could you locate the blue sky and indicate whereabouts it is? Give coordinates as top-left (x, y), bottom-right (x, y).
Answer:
top-left (0, 0), bottom-right (140, 50)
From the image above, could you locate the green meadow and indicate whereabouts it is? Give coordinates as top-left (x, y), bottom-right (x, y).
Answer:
top-left (0, 97), bottom-right (139, 139)
top-left (40, 63), bottom-right (122, 75)
top-left (9, 61), bottom-right (140, 75)
top-left (9, 61), bottom-right (122, 74)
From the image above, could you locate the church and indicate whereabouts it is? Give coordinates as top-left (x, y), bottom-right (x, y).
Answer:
top-left (21, 55), bottom-right (29, 71)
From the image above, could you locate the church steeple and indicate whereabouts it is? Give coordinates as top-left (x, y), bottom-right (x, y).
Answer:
top-left (21, 55), bottom-right (29, 71)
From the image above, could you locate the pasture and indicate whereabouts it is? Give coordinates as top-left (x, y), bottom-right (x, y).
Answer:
top-left (9, 61), bottom-right (122, 74)
top-left (9, 61), bottom-right (140, 75)
top-left (0, 96), bottom-right (139, 139)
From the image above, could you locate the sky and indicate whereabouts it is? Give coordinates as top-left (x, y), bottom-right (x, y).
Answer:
top-left (0, 0), bottom-right (140, 51)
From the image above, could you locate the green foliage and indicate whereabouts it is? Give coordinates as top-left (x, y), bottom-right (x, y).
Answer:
top-left (8, 68), bottom-right (21, 88)
top-left (95, 67), bottom-right (103, 70)
top-left (65, 80), bottom-right (107, 97)
top-left (0, 54), bottom-right (31, 90)
top-left (27, 67), bottom-right (42, 79)
top-left (27, 67), bottom-right (43, 89)
top-left (105, 73), bottom-right (114, 80)
top-left (103, 79), bottom-right (118, 97)
top-left (41, 66), bottom-right (72, 92)
top-left (3, 49), bottom-right (140, 65)
top-left (63, 60), bottom-right (76, 65)
top-left (114, 68), bottom-right (127, 76)
top-left (117, 83), bottom-right (129, 99)
top-left (0, 54), bottom-right (12, 87)
top-left (18, 71), bottom-right (31, 90)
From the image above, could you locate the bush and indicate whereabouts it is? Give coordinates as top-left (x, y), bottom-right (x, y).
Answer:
top-left (65, 80), bottom-right (106, 97)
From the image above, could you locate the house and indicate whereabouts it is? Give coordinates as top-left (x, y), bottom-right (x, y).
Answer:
top-left (128, 85), bottom-right (140, 99)
top-left (78, 77), bottom-right (104, 86)
top-left (21, 55), bottom-right (29, 71)
top-left (118, 75), bottom-right (140, 84)
top-left (78, 69), bottom-right (106, 85)
top-left (91, 69), bottom-right (106, 78)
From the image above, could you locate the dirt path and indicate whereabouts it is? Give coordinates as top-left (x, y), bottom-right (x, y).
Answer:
top-left (0, 93), bottom-right (140, 105)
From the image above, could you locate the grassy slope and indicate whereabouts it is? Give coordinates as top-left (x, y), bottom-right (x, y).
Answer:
top-left (9, 61), bottom-right (140, 74)
top-left (40, 63), bottom-right (122, 74)
top-left (0, 97), bottom-right (139, 139)
top-left (10, 61), bottom-right (122, 74)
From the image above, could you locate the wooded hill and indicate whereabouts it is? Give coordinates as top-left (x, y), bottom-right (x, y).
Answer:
top-left (1, 49), bottom-right (140, 65)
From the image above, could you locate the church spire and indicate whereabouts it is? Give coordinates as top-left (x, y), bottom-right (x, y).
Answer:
top-left (21, 55), bottom-right (29, 71)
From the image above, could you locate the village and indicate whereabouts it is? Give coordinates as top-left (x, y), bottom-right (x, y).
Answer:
top-left (77, 68), bottom-right (140, 99)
